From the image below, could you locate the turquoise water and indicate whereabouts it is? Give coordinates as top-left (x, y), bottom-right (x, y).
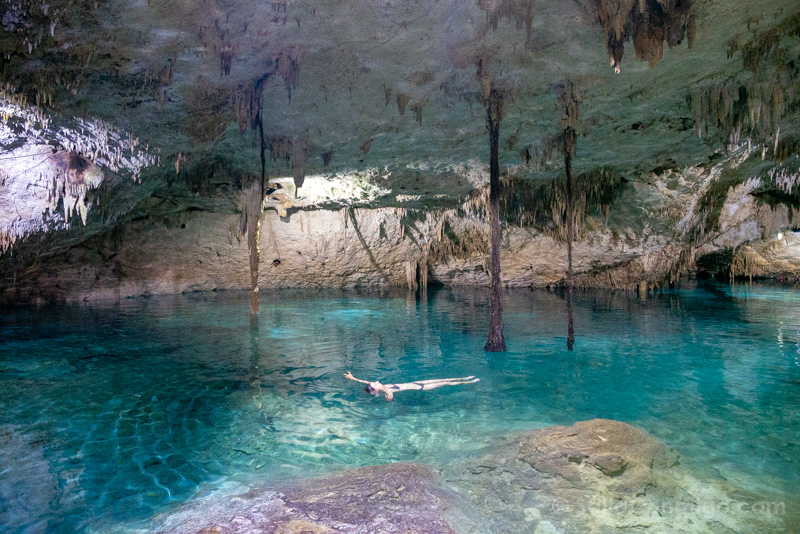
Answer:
top-left (1, 283), bottom-right (799, 532)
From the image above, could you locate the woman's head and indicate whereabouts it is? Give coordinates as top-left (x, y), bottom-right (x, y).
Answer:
top-left (364, 381), bottom-right (382, 396)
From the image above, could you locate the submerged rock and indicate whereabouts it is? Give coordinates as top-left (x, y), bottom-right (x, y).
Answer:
top-left (152, 420), bottom-right (793, 533)
top-left (153, 463), bottom-right (461, 534)
top-left (444, 419), bottom-right (790, 533)
top-left (515, 418), bottom-right (680, 494)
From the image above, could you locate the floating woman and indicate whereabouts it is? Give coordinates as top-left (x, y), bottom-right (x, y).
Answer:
top-left (344, 371), bottom-right (479, 401)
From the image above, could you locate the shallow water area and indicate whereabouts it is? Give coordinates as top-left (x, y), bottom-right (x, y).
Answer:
top-left (1, 282), bottom-right (799, 533)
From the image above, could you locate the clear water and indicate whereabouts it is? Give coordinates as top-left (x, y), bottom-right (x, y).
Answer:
top-left (1, 282), bottom-right (799, 533)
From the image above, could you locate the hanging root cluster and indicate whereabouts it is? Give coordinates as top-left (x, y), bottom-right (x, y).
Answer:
top-left (583, 0), bottom-right (695, 73)
top-left (497, 168), bottom-right (624, 240)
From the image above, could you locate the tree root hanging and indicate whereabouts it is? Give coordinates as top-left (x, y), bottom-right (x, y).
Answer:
top-left (558, 80), bottom-right (583, 351)
top-left (484, 86), bottom-right (507, 353)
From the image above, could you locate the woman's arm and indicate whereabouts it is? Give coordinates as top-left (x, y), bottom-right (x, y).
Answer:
top-left (343, 371), bottom-right (371, 385)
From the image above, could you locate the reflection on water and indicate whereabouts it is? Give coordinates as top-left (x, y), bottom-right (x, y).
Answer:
top-left (0, 282), bottom-right (799, 532)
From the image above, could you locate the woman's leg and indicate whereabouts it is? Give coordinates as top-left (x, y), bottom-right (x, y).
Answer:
top-left (406, 377), bottom-right (479, 390)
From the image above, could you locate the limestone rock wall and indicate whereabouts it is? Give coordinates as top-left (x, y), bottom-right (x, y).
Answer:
top-left (2, 151), bottom-right (800, 304)
top-left (2, 181), bottom-right (798, 305)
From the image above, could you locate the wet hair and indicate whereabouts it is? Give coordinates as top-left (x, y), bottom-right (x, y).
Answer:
top-left (365, 384), bottom-right (379, 395)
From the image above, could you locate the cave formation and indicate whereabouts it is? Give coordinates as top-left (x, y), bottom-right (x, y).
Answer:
top-left (3, 2), bottom-right (800, 533)
top-left (1, 0), bottom-right (800, 303)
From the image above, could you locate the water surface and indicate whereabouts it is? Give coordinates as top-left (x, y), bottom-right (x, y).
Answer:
top-left (1, 282), bottom-right (798, 532)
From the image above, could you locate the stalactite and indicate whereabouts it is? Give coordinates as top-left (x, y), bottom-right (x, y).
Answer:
top-left (418, 249), bottom-right (429, 290)
top-left (405, 260), bottom-right (418, 290)
top-left (238, 76), bottom-right (271, 312)
top-left (0, 0), bottom-right (101, 106)
top-left (410, 99), bottom-right (427, 126)
top-left (274, 45), bottom-right (304, 99)
top-left (220, 46), bottom-right (234, 77)
top-left (258, 112), bottom-right (267, 194)
top-left (498, 167), bottom-right (623, 239)
top-left (688, 77), bottom-right (798, 150)
top-left (730, 246), bottom-right (770, 280)
top-left (292, 138), bottom-right (307, 189)
top-left (689, 10), bottom-right (800, 153)
top-left (563, 129), bottom-right (576, 350)
top-left (478, 0), bottom-right (535, 48)
top-left (321, 149), bottom-right (333, 168)
top-left (270, 136), bottom-right (293, 167)
top-left (583, 0), bottom-right (695, 73)
top-left (748, 163), bottom-right (800, 216)
top-left (396, 93), bottom-right (410, 117)
top-left (239, 179), bottom-right (263, 315)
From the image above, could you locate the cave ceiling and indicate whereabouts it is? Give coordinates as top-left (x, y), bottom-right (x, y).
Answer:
top-left (1, 0), bottom-right (799, 250)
